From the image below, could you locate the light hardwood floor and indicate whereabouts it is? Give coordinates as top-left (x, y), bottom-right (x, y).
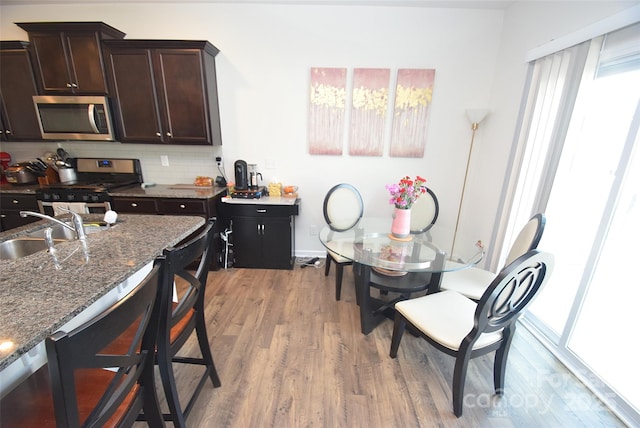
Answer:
top-left (155, 263), bottom-right (625, 427)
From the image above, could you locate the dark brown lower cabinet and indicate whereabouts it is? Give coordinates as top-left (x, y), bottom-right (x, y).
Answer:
top-left (111, 195), bottom-right (222, 269)
top-left (0, 193), bottom-right (40, 231)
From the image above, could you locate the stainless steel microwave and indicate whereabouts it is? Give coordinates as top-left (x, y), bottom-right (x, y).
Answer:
top-left (33, 95), bottom-right (116, 141)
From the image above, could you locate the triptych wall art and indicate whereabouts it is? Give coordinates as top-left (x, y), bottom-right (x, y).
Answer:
top-left (308, 67), bottom-right (435, 158)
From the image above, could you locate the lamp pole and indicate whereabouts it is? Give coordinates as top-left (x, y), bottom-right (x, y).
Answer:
top-left (451, 109), bottom-right (488, 258)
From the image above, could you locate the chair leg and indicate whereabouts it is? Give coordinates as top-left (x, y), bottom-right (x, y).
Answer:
top-left (452, 346), bottom-right (472, 417)
top-left (141, 367), bottom-right (164, 427)
top-left (324, 254), bottom-right (331, 276)
top-left (335, 264), bottom-right (344, 301)
top-left (195, 312), bottom-right (222, 388)
top-left (157, 347), bottom-right (188, 428)
top-left (389, 314), bottom-right (407, 358)
top-left (494, 327), bottom-right (515, 395)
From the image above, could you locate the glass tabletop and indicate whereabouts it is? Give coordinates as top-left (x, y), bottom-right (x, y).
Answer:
top-left (319, 217), bottom-right (484, 272)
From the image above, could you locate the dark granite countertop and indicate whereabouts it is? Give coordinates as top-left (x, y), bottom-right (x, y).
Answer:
top-left (109, 184), bottom-right (227, 199)
top-left (0, 183), bottom-right (227, 199)
top-left (0, 183), bottom-right (38, 194)
top-left (0, 214), bottom-right (204, 369)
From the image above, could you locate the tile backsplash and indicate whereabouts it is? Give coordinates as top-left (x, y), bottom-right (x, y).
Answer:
top-left (0, 141), bottom-right (224, 185)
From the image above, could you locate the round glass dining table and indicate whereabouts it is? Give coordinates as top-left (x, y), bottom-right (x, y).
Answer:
top-left (319, 217), bottom-right (485, 334)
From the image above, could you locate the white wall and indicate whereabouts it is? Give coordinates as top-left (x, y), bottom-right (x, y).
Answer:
top-left (0, 1), bottom-right (636, 259)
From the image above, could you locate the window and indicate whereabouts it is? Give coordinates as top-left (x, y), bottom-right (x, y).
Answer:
top-left (503, 23), bottom-right (640, 426)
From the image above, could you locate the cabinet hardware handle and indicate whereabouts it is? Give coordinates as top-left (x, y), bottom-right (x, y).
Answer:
top-left (0, 214), bottom-right (6, 218)
top-left (12, 200), bottom-right (19, 204)
top-left (66, 83), bottom-right (72, 88)
top-left (166, 132), bottom-right (172, 137)
top-left (156, 132), bottom-right (161, 137)
top-left (131, 203), bottom-right (138, 207)
top-left (5, 130), bottom-right (10, 135)
top-left (71, 83), bottom-right (78, 88)
top-left (256, 209), bottom-right (267, 213)
top-left (257, 224), bottom-right (260, 233)
top-left (179, 204), bottom-right (186, 209)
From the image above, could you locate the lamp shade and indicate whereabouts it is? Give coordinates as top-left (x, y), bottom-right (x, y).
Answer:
top-left (466, 108), bottom-right (489, 125)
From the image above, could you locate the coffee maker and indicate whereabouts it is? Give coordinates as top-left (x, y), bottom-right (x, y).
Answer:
top-left (248, 163), bottom-right (263, 190)
top-left (234, 160), bottom-right (248, 190)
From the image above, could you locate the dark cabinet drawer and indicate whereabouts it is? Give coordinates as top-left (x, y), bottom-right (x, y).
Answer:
top-left (0, 194), bottom-right (39, 210)
top-left (111, 197), bottom-right (158, 214)
top-left (159, 199), bottom-right (209, 215)
top-left (224, 203), bottom-right (297, 217)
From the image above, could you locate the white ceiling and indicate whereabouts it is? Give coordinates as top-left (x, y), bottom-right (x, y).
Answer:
top-left (0, 0), bottom-right (518, 9)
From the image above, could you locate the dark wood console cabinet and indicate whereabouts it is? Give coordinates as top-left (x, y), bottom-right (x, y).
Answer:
top-left (221, 201), bottom-right (299, 270)
top-left (102, 40), bottom-right (222, 146)
top-left (16, 22), bottom-right (125, 95)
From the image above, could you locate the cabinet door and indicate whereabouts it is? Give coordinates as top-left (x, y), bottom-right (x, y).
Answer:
top-left (104, 48), bottom-right (164, 143)
top-left (156, 49), bottom-right (211, 145)
top-left (29, 32), bottom-right (71, 93)
top-left (65, 32), bottom-right (109, 94)
top-left (261, 217), bottom-right (293, 269)
top-left (231, 216), bottom-right (263, 268)
top-left (0, 46), bottom-right (42, 141)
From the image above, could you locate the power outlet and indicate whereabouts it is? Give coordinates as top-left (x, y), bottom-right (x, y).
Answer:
top-left (216, 156), bottom-right (223, 167)
top-left (160, 155), bottom-right (170, 167)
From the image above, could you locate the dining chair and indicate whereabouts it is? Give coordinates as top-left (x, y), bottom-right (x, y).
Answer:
top-left (441, 213), bottom-right (546, 300)
top-left (0, 263), bottom-right (165, 427)
top-left (323, 183), bottom-right (364, 300)
top-left (409, 187), bottom-right (439, 234)
top-left (155, 218), bottom-right (221, 427)
top-left (390, 249), bottom-right (554, 417)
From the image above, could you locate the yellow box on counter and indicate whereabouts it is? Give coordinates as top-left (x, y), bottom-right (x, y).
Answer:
top-left (268, 182), bottom-right (282, 196)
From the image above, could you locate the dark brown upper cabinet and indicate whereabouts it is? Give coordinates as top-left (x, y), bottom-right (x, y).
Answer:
top-left (0, 41), bottom-right (43, 141)
top-left (102, 40), bottom-right (222, 146)
top-left (16, 22), bottom-right (125, 95)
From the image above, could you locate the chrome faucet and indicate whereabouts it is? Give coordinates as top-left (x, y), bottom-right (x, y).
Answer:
top-left (20, 208), bottom-right (89, 264)
top-left (19, 208), bottom-right (87, 241)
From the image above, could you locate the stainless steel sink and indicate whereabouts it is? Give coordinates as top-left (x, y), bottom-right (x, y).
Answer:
top-left (0, 237), bottom-right (68, 260)
top-left (0, 223), bottom-right (109, 260)
top-left (25, 223), bottom-right (77, 240)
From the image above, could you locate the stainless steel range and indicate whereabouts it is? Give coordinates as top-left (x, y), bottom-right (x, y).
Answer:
top-left (36, 158), bottom-right (142, 215)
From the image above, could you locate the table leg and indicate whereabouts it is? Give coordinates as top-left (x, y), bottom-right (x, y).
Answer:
top-left (353, 263), bottom-right (387, 334)
top-left (426, 250), bottom-right (446, 295)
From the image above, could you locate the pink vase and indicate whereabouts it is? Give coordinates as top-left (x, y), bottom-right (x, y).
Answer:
top-left (391, 208), bottom-right (411, 239)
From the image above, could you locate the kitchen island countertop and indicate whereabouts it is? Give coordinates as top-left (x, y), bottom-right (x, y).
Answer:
top-left (0, 214), bottom-right (204, 370)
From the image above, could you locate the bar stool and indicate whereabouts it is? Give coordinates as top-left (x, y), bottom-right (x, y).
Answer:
top-left (0, 263), bottom-right (165, 427)
top-left (155, 218), bottom-right (221, 427)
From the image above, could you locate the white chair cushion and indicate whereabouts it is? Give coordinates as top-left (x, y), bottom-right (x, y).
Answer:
top-left (395, 290), bottom-right (502, 351)
top-left (327, 249), bottom-right (351, 264)
top-left (439, 262), bottom-right (497, 300)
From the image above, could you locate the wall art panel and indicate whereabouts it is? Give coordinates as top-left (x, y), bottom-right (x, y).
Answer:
top-left (308, 67), bottom-right (347, 155)
top-left (389, 68), bottom-right (435, 158)
top-left (348, 68), bottom-right (390, 157)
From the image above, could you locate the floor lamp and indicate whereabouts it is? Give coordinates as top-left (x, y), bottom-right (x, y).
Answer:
top-left (451, 108), bottom-right (489, 258)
